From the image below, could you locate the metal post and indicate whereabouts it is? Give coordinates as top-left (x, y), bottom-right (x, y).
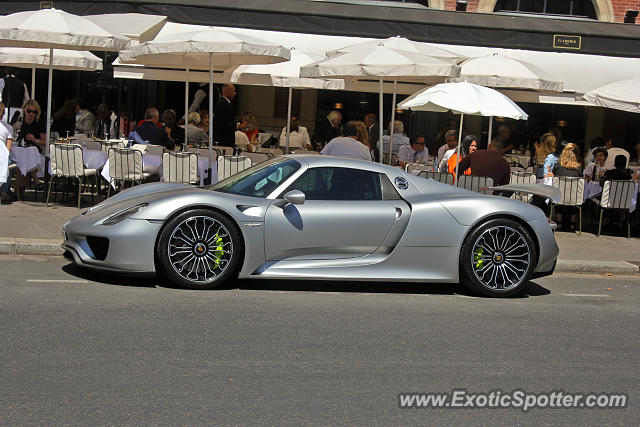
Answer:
top-left (185, 66), bottom-right (189, 151)
top-left (378, 77), bottom-right (383, 163)
top-left (487, 115), bottom-right (493, 149)
top-left (31, 66), bottom-right (36, 99)
top-left (208, 53), bottom-right (214, 182)
top-left (388, 79), bottom-right (397, 165)
top-left (44, 47), bottom-right (54, 203)
top-left (454, 113), bottom-right (464, 185)
top-left (285, 86), bottom-right (292, 153)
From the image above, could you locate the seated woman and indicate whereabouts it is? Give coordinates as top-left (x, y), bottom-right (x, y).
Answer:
top-left (183, 112), bottom-right (208, 147)
top-left (15, 99), bottom-right (46, 195)
top-left (279, 116), bottom-right (311, 151)
top-left (237, 112), bottom-right (260, 151)
top-left (533, 132), bottom-right (558, 179)
top-left (552, 143), bottom-right (583, 232)
top-left (584, 147), bottom-right (608, 183)
top-left (447, 135), bottom-right (478, 179)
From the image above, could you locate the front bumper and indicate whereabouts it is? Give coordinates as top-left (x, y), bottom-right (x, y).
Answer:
top-left (63, 216), bottom-right (162, 274)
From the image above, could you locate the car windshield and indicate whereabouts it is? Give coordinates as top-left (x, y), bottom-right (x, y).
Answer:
top-left (208, 157), bottom-right (301, 198)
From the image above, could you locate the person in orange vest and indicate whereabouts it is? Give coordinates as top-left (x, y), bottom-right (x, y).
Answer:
top-left (448, 134), bottom-right (478, 179)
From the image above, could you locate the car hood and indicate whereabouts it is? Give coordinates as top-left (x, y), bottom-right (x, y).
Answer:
top-left (84, 182), bottom-right (192, 216)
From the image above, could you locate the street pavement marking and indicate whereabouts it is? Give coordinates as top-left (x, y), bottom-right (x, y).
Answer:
top-left (562, 293), bottom-right (610, 297)
top-left (27, 279), bottom-right (89, 283)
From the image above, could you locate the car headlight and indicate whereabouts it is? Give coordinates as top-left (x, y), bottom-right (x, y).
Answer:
top-left (100, 203), bottom-right (148, 226)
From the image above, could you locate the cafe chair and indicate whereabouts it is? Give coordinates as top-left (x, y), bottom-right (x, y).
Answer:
top-left (595, 180), bottom-right (636, 239)
top-left (188, 147), bottom-right (218, 162)
top-left (217, 155), bottom-right (252, 181)
top-left (509, 171), bottom-right (536, 202)
top-left (100, 140), bottom-right (125, 153)
top-left (419, 170), bottom-right (454, 185)
top-left (405, 163), bottom-right (432, 174)
top-left (551, 176), bottom-right (585, 235)
top-left (243, 151), bottom-right (271, 165)
top-left (107, 147), bottom-right (151, 197)
top-left (46, 143), bottom-right (98, 209)
top-left (457, 175), bottom-right (494, 195)
top-left (162, 152), bottom-right (199, 185)
top-left (145, 144), bottom-right (164, 157)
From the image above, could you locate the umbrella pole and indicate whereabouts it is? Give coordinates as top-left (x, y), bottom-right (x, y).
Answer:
top-left (454, 114), bottom-right (464, 185)
top-left (487, 116), bottom-right (493, 149)
top-left (285, 86), bottom-right (292, 154)
top-left (208, 53), bottom-right (213, 184)
top-left (388, 79), bottom-right (397, 166)
top-left (31, 66), bottom-right (36, 99)
top-left (44, 48), bottom-right (53, 203)
top-left (378, 77), bottom-right (383, 163)
top-left (185, 66), bottom-right (189, 152)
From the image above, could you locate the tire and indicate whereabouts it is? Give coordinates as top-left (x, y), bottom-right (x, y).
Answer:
top-left (156, 209), bottom-right (242, 290)
top-left (459, 218), bottom-right (536, 297)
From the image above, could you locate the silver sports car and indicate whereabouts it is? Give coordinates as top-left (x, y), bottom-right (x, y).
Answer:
top-left (63, 155), bottom-right (558, 297)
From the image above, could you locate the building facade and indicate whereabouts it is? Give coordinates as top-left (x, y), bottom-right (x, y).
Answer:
top-left (429, 0), bottom-right (639, 23)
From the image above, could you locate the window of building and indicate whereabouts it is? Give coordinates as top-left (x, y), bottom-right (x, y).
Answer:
top-left (494, 0), bottom-right (596, 19)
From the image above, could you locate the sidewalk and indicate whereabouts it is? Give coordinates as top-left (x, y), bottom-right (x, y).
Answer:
top-left (1, 200), bottom-right (638, 274)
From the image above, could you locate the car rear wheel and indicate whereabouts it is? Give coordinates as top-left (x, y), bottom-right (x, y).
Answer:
top-left (459, 218), bottom-right (536, 297)
top-left (156, 209), bottom-right (242, 290)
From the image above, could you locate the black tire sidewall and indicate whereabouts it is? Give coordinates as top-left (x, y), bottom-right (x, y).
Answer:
top-left (460, 218), bottom-right (536, 297)
top-left (157, 209), bottom-right (242, 290)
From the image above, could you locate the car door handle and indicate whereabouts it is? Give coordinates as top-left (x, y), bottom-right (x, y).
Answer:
top-left (395, 207), bottom-right (402, 220)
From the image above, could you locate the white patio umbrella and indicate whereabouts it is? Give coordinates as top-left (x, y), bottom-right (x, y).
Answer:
top-left (225, 48), bottom-right (344, 153)
top-left (129, 27), bottom-right (290, 174)
top-left (0, 8), bottom-right (130, 160)
top-left (0, 48), bottom-right (103, 99)
top-left (326, 35), bottom-right (461, 62)
top-left (398, 82), bottom-right (528, 182)
top-left (582, 77), bottom-right (640, 114)
top-left (449, 53), bottom-right (562, 143)
top-left (300, 45), bottom-right (460, 163)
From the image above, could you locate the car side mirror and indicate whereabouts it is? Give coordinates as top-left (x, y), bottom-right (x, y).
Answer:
top-left (274, 190), bottom-right (305, 207)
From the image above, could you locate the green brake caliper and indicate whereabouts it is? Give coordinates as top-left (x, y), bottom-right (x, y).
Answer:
top-left (474, 247), bottom-right (484, 270)
top-left (213, 233), bottom-right (224, 267)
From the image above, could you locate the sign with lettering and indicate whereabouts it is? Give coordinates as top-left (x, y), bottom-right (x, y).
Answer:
top-left (553, 35), bottom-right (581, 50)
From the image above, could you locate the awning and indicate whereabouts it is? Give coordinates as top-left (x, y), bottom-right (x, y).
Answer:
top-left (6, 0), bottom-right (640, 57)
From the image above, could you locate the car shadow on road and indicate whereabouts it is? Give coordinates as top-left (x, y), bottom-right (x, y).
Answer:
top-left (61, 262), bottom-right (551, 298)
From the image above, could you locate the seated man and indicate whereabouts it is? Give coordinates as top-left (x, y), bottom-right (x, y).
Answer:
top-left (321, 123), bottom-right (372, 162)
top-left (133, 107), bottom-right (175, 150)
top-left (398, 136), bottom-right (429, 169)
top-left (600, 154), bottom-right (634, 187)
top-left (381, 120), bottom-right (409, 156)
top-left (437, 129), bottom-right (458, 169)
top-left (457, 141), bottom-right (510, 186)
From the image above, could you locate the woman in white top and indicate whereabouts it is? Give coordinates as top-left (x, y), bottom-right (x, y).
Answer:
top-left (584, 147), bottom-right (608, 183)
top-left (0, 102), bottom-right (14, 203)
top-left (279, 117), bottom-right (311, 151)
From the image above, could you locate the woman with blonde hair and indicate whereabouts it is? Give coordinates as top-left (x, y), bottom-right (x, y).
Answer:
top-left (552, 143), bottom-right (583, 232)
top-left (533, 132), bottom-right (557, 179)
top-left (347, 120), bottom-right (370, 149)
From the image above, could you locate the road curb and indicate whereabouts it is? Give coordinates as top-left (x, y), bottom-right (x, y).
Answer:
top-left (555, 259), bottom-right (639, 275)
top-left (1, 238), bottom-right (638, 275)
top-left (0, 238), bottom-right (64, 256)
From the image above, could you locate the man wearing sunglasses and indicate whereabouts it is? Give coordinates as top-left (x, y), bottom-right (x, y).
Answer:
top-left (398, 136), bottom-right (429, 169)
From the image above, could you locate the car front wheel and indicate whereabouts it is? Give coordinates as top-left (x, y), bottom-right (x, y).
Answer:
top-left (157, 209), bottom-right (242, 290)
top-left (459, 218), bottom-right (536, 297)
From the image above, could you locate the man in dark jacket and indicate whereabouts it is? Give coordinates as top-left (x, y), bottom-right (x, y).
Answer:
top-left (457, 142), bottom-right (510, 186)
top-left (213, 84), bottom-right (236, 147)
top-left (133, 107), bottom-right (175, 150)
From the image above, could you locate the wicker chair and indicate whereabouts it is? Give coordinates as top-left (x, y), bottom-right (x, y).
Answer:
top-left (162, 152), bottom-right (199, 184)
top-left (106, 147), bottom-right (152, 197)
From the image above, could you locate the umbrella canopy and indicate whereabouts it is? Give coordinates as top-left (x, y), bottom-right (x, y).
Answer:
top-left (128, 26), bottom-right (291, 69)
top-left (582, 77), bottom-right (640, 114)
top-left (0, 47), bottom-right (103, 71)
top-left (450, 53), bottom-right (563, 92)
top-left (225, 49), bottom-right (343, 90)
top-left (0, 8), bottom-right (130, 51)
top-left (398, 82), bottom-right (528, 119)
top-left (299, 47), bottom-right (459, 81)
top-left (326, 35), bottom-right (461, 62)
top-left (300, 46), bottom-right (460, 162)
top-left (398, 82), bottom-right (527, 183)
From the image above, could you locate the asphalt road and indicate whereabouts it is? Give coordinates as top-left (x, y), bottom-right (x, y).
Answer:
top-left (1, 255), bottom-right (638, 426)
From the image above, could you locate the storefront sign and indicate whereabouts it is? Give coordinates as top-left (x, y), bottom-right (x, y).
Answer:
top-left (553, 35), bottom-right (581, 50)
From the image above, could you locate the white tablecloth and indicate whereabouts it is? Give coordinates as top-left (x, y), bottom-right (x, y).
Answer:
top-left (82, 149), bottom-right (108, 170)
top-left (9, 146), bottom-right (45, 177)
top-left (159, 156), bottom-right (216, 187)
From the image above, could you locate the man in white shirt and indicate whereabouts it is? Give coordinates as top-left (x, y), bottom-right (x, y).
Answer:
top-left (381, 120), bottom-right (410, 156)
top-left (437, 129), bottom-right (458, 165)
top-left (398, 136), bottom-right (429, 169)
top-left (321, 123), bottom-right (372, 162)
top-left (604, 136), bottom-right (630, 170)
top-left (0, 101), bottom-right (14, 203)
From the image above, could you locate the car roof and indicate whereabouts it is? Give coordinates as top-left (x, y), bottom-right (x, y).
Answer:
top-left (284, 154), bottom-right (402, 175)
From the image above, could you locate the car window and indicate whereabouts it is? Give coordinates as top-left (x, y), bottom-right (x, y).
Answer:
top-left (283, 167), bottom-right (384, 201)
top-left (210, 158), bottom-right (301, 198)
